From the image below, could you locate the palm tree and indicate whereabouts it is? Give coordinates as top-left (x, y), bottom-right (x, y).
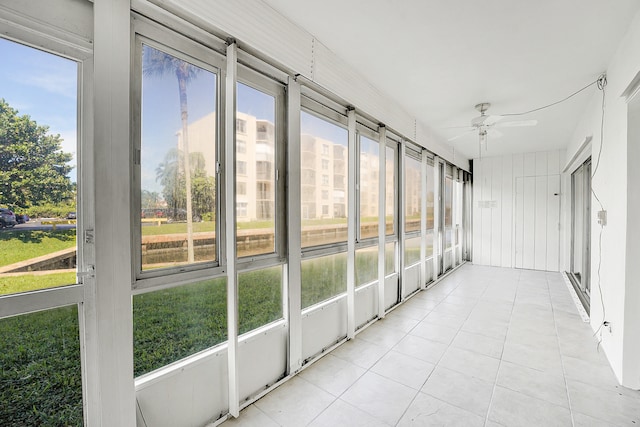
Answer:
top-left (144, 45), bottom-right (199, 263)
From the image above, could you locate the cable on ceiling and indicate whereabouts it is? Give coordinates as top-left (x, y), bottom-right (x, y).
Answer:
top-left (500, 76), bottom-right (602, 117)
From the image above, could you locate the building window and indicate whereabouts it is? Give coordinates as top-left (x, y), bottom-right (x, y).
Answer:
top-left (322, 144), bottom-right (329, 156)
top-left (236, 118), bottom-right (246, 134)
top-left (322, 190), bottom-right (329, 200)
top-left (237, 202), bottom-right (248, 217)
top-left (238, 181), bottom-right (247, 195)
top-left (322, 174), bottom-right (329, 186)
top-left (322, 158), bottom-right (329, 170)
top-left (237, 139), bottom-right (246, 154)
top-left (359, 135), bottom-right (379, 240)
top-left (322, 205), bottom-right (329, 215)
top-left (237, 160), bottom-right (247, 175)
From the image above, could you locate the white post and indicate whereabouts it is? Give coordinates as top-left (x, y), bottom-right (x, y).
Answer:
top-left (398, 142), bottom-right (406, 300)
top-left (378, 126), bottom-right (387, 318)
top-left (346, 108), bottom-right (357, 339)
top-left (225, 41), bottom-right (239, 418)
top-left (420, 149), bottom-right (427, 289)
top-left (286, 77), bottom-right (303, 373)
top-left (87, 0), bottom-right (135, 425)
top-left (433, 157), bottom-right (442, 279)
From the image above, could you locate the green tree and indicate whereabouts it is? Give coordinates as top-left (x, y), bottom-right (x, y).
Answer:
top-left (0, 99), bottom-right (74, 208)
top-left (144, 45), bottom-right (200, 262)
top-left (156, 149), bottom-right (214, 221)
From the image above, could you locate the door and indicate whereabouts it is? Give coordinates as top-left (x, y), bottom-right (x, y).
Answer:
top-left (514, 175), bottom-right (561, 270)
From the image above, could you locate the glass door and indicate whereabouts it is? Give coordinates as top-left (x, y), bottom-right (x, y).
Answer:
top-left (569, 158), bottom-right (591, 309)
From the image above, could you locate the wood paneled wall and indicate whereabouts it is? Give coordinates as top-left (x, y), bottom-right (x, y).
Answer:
top-left (472, 150), bottom-right (564, 271)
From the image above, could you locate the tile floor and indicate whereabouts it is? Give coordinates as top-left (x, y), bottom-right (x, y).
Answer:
top-left (221, 264), bottom-right (640, 426)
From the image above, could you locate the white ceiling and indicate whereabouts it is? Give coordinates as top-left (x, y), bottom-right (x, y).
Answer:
top-left (263, 0), bottom-right (640, 159)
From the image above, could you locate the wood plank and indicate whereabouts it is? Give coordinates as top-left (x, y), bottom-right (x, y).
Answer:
top-left (481, 158), bottom-right (492, 265)
top-left (534, 175), bottom-right (548, 270)
top-left (523, 153), bottom-right (536, 177)
top-left (514, 177), bottom-right (524, 268)
top-left (547, 150), bottom-right (560, 175)
top-left (513, 153), bottom-right (524, 178)
top-left (536, 152), bottom-right (548, 176)
top-left (491, 156), bottom-right (502, 266)
top-left (546, 175), bottom-right (561, 271)
top-left (472, 159), bottom-right (482, 264)
top-left (501, 154), bottom-right (513, 268)
top-left (523, 176), bottom-right (536, 269)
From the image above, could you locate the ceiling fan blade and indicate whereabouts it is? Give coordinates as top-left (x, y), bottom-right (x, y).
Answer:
top-left (487, 128), bottom-right (503, 139)
top-left (447, 129), bottom-right (476, 141)
top-left (496, 119), bottom-right (538, 128)
top-left (483, 115), bottom-right (504, 126)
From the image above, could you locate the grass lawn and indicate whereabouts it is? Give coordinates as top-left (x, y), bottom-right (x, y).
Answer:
top-left (0, 229), bottom-right (76, 267)
top-left (0, 305), bottom-right (82, 426)
top-left (0, 272), bottom-right (76, 296)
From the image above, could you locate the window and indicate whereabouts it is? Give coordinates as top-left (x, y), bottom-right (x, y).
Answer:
top-left (322, 158), bottom-right (329, 170)
top-left (426, 160), bottom-right (435, 257)
top-left (356, 245), bottom-right (378, 287)
top-left (238, 181), bottom-right (247, 195)
top-left (0, 38), bottom-right (79, 295)
top-left (237, 139), bottom-right (246, 153)
top-left (322, 205), bottom-right (329, 215)
top-left (236, 118), bottom-right (247, 133)
top-left (322, 144), bottom-right (329, 156)
top-left (322, 190), bottom-right (329, 200)
top-left (139, 43), bottom-right (218, 271)
top-left (359, 135), bottom-right (379, 240)
top-left (237, 160), bottom-right (247, 175)
top-left (404, 152), bottom-right (422, 233)
top-left (322, 174), bottom-right (329, 186)
top-left (444, 174), bottom-right (453, 248)
top-left (386, 144), bottom-right (397, 236)
top-left (133, 278), bottom-right (227, 376)
top-left (301, 252), bottom-right (347, 308)
top-left (236, 81), bottom-right (278, 257)
top-left (0, 306), bottom-right (83, 424)
top-left (570, 158), bottom-right (591, 304)
top-left (237, 202), bottom-right (248, 217)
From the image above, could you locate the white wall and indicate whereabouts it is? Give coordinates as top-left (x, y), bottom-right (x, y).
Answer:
top-left (564, 8), bottom-right (640, 389)
top-left (472, 150), bottom-right (564, 272)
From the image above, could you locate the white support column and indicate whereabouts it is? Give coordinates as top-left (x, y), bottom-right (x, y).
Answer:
top-left (377, 126), bottom-right (387, 319)
top-left (225, 41), bottom-right (239, 418)
top-left (398, 142), bottom-right (406, 300)
top-left (346, 108), bottom-right (357, 339)
top-left (286, 77), bottom-right (303, 373)
top-left (87, 0), bottom-right (135, 425)
top-left (420, 149), bottom-right (428, 289)
top-left (433, 157), bottom-right (442, 278)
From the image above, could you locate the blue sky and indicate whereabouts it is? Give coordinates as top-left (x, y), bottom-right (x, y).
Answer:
top-left (0, 37), bottom-right (78, 182)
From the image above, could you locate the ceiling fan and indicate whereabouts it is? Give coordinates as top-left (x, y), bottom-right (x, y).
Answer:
top-left (448, 103), bottom-right (537, 153)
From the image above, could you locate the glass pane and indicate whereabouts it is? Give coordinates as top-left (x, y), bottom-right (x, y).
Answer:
top-left (236, 83), bottom-right (276, 257)
top-left (133, 277), bottom-right (227, 377)
top-left (426, 230), bottom-right (434, 257)
top-left (356, 245), bottom-right (378, 287)
top-left (140, 45), bottom-right (217, 271)
top-left (359, 136), bottom-right (379, 239)
top-left (0, 306), bottom-right (82, 425)
top-left (385, 145), bottom-right (396, 236)
top-left (239, 265), bottom-right (283, 334)
top-left (572, 167), bottom-right (584, 283)
top-left (300, 112), bottom-right (348, 247)
top-left (385, 241), bottom-right (396, 275)
top-left (0, 38), bottom-right (78, 295)
top-left (404, 155), bottom-right (422, 233)
top-left (404, 236), bottom-right (421, 266)
top-left (426, 162), bottom-right (435, 256)
top-left (301, 252), bottom-right (347, 308)
top-left (444, 176), bottom-right (453, 248)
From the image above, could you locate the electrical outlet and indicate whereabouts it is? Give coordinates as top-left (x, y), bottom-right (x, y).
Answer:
top-left (597, 210), bottom-right (607, 226)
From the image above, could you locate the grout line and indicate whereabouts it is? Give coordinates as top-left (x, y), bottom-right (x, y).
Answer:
top-left (550, 274), bottom-right (577, 427)
top-left (483, 268), bottom-right (519, 427)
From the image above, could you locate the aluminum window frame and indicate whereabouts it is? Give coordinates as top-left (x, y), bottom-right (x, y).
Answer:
top-left (235, 64), bottom-right (287, 271)
top-left (131, 17), bottom-right (227, 288)
top-left (355, 122), bottom-right (381, 246)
